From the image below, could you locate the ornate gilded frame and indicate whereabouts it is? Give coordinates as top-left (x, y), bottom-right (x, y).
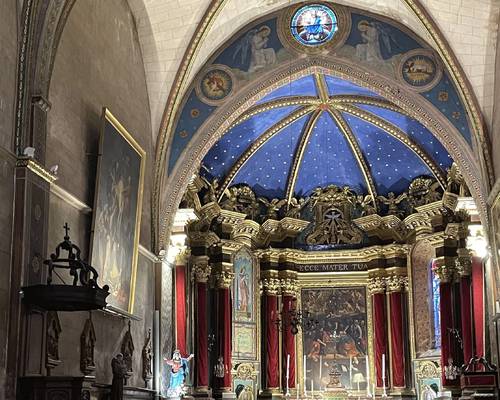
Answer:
top-left (90, 108), bottom-right (146, 314)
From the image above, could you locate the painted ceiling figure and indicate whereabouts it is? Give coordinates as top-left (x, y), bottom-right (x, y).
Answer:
top-left (233, 26), bottom-right (276, 73)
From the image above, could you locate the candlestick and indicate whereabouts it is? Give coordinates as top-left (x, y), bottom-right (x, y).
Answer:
top-left (319, 355), bottom-right (322, 390)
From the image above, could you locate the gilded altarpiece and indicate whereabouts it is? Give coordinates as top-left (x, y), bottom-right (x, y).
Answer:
top-left (232, 249), bottom-right (259, 360)
top-left (297, 276), bottom-right (374, 393)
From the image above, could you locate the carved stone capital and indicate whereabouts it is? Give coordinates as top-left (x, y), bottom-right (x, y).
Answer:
top-left (261, 270), bottom-right (280, 295)
top-left (385, 274), bottom-right (408, 293)
top-left (213, 267), bottom-right (234, 289)
top-left (191, 256), bottom-right (211, 283)
top-left (455, 248), bottom-right (472, 277)
top-left (432, 257), bottom-right (455, 283)
top-left (367, 276), bottom-right (386, 295)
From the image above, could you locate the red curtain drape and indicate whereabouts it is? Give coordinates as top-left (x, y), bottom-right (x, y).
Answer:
top-left (373, 293), bottom-right (388, 387)
top-left (389, 292), bottom-right (405, 387)
top-left (266, 294), bottom-right (280, 389)
top-left (218, 287), bottom-right (232, 389)
top-left (440, 281), bottom-right (458, 386)
top-left (472, 257), bottom-right (484, 357)
top-left (175, 265), bottom-right (187, 356)
top-left (196, 282), bottom-right (208, 388)
top-left (282, 295), bottom-right (296, 390)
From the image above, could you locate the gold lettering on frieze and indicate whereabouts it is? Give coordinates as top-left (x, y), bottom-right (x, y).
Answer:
top-left (295, 263), bottom-right (368, 272)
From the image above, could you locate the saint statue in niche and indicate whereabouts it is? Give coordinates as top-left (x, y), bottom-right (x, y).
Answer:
top-left (164, 350), bottom-right (194, 398)
top-left (111, 353), bottom-right (127, 400)
top-left (237, 266), bottom-right (250, 313)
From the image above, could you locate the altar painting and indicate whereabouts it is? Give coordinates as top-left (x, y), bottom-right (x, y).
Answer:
top-left (301, 287), bottom-right (368, 390)
top-left (90, 108), bottom-right (145, 314)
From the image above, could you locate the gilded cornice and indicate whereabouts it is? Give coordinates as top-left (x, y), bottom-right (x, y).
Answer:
top-left (255, 243), bottom-right (410, 265)
top-left (279, 270), bottom-right (299, 297)
top-left (335, 103), bottom-right (446, 188)
top-left (260, 270), bottom-right (281, 295)
top-left (217, 209), bottom-right (247, 234)
top-left (16, 157), bottom-right (58, 183)
top-left (213, 263), bottom-right (234, 289)
top-left (186, 229), bottom-right (220, 249)
top-left (231, 219), bottom-right (260, 247)
top-left (257, 217), bottom-right (309, 248)
top-left (217, 106), bottom-right (314, 198)
top-left (367, 276), bottom-right (386, 295)
top-left (386, 273), bottom-right (409, 293)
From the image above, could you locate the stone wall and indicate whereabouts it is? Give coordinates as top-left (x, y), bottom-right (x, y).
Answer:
top-left (42, 0), bottom-right (156, 390)
top-left (0, 0), bottom-right (18, 394)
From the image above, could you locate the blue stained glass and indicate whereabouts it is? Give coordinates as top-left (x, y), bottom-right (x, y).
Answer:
top-left (431, 260), bottom-right (441, 349)
top-left (291, 4), bottom-right (338, 47)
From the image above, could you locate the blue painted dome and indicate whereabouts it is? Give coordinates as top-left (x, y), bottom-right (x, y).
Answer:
top-left (201, 73), bottom-right (452, 200)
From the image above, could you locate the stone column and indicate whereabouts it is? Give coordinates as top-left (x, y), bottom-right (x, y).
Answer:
top-left (433, 256), bottom-right (459, 388)
top-left (192, 256), bottom-right (212, 397)
top-left (386, 271), bottom-right (409, 391)
top-left (280, 271), bottom-right (299, 393)
top-left (456, 248), bottom-right (474, 365)
top-left (260, 270), bottom-right (281, 398)
top-left (368, 272), bottom-right (389, 389)
top-left (213, 265), bottom-right (234, 397)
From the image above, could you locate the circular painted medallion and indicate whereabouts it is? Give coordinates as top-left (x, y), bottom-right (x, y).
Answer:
top-left (197, 65), bottom-right (234, 105)
top-left (290, 4), bottom-right (338, 47)
top-left (398, 50), bottom-right (442, 92)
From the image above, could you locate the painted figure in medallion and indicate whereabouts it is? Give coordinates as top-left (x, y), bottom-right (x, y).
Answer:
top-left (164, 350), bottom-right (194, 398)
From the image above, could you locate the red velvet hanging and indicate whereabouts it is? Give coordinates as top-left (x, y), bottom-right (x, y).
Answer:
top-left (266, 294), bottom-right (280, 389)
top-left (439, 281), bottom-right (458, 386)
top-left (175, 265), bottom-right (187, 356)
top-left (389, 292), bottom-right (405, 387)
top-left (460, 275), bottom-right (473, 363)
top-left (218, 287), bottom-right (233, 389)
top-left (471, 257), bottom-right (484, 357)
top-left (373, 293), bottom-right (388, 387)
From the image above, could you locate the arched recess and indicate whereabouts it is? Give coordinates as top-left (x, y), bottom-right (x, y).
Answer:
top-left (152, 1), bottom-right (494, 251)
top-left (156, 57), bottom-right (487, 251)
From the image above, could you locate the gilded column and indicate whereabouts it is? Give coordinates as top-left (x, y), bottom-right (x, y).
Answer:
top-left (456, 248), bottom-right (473, 365)
top-left (280, 271), bottom-right (299, 393)
top-left (368, 272), bottom-right (388, 389)
top-left (386, 271), bottom-right (409, 390)
top-left (433, 256), bottom-right (459, 388)
top-left (261, 270), bottom-right (281, 396)
top-left (192, 257), bottom-right (212, 395)
top-left (214, 265), bottom-right (235, 394)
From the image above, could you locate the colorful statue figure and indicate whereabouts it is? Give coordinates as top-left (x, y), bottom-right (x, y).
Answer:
top-left (164, 350), bottom-right (194, 398)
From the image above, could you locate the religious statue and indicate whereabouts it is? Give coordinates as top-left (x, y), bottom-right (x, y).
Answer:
top-left (377, 192), bottom-right (407, 216)
top-left (214, 356), bottom-right (225, 378)
top-left (421, 385), bottom-right (437, 400)
top-left (258, 197), bottom-right (286, 221)
top-left (164, 350), bottom-right (194, 398)
top-left (111, 353), bottom-right (127, 400)
top-left (357, 194), bottom-right (377, 216)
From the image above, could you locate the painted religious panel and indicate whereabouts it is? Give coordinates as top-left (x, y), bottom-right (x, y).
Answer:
top-left (301, 287), bottom-right (368, 391)
top-left (232, 249), bottom-right (258, 360)
top-left (90, 108), bottom-right (145, 314)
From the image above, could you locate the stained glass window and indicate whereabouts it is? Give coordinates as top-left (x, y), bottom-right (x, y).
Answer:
top-left (290, 4), bottom-right (338, 47)
top-left (430, 260), bottom-right (441, 349)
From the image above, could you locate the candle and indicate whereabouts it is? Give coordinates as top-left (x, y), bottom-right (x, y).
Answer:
top-left (349, 357), bottom-right (353, 390)
top-left (286, 354), bottom-right (290, 395)
top-left (311, 379), bottom-right (314, 397)
top-left (382, 354), bottom-right (386, 387)
top-left (303, 355), bottom-right (307, 395)
top-left (319, 355), bottom-right (322, 390)
top-left (297, 383), bottom-right (300, 400)
top-left (365, 355), bottom-right (371, 397)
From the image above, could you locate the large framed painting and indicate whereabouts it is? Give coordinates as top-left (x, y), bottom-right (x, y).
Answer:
top-left (301, 286), bottom-right (369, 390)
top-left (90, 108), bottom-right (145, 314)
top-left (232, 249), bottom-right (258, 360)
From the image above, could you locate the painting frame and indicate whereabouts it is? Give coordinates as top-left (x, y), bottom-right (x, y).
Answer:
top-left (90, 107), bottom-right (146, 315)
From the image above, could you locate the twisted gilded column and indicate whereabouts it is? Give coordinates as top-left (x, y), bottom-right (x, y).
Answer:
top-left (456, 248), bottom-right (473, 364)
top-left (214, 265), bottom-right (234, 393)
top-left (368, 272), bottom-right (388, 389)
top-left (433, 256), bottom-right (459, 388)
top-left (386, 271), bottom-right (409, 390)
top-left (280, 271), bottom-right (299, 392)
top-left (261, 270), bottom-right (281, 395)
top-left (192, 257), bottom-right (212, 394)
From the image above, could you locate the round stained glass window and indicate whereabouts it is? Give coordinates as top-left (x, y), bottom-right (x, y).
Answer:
top-left (290, 4), bottom-right (338, 47)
